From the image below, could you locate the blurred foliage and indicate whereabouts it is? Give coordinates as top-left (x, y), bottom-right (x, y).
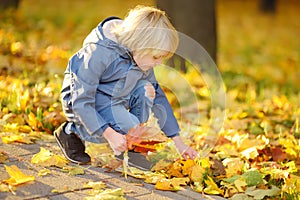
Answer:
top-left (217, 0), bottom-right (300, 94)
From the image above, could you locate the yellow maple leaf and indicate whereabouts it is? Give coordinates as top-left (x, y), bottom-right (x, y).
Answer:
top-left (240, 146), bottom-right (259, 160)
top-left (190, 164), bottom-right (205, 183)
top-left (170, 177), bottom-right (190, 187)
top-left (222, 158), bottom-right (244, 177)
top-left (1, 134), bottom-right (34, 144)
top-left (85, 142), bottom-right (118, 167)
top-left (31, 147), bottom-right (68, 168)
top-left (3, 123), bottom-right (19, 132)
top-left (182, 159), bottom-right (196, 176)
top-left (165, 160), bottom-right (185, 178)
top-left (85, 188), bottom-right (126, 200)
top-left (282, 174), bottom-right (300, 194)
top-left (192, 181), bottom-right (204, 193)
top-left (182, 159), bottom-right (205, 183)
top-left (83, 181), bottom-right (106, 190)
top-left (62, 166), bottom-right (84, 176)
top-left (144, 172), bottom-right (166, 184)
top-left (155, 177), bottom-right (188, 191)
top-left (0, 152), bottom-right (9, 164)
top-left (234, 179), bottom-right (247, 192)
top-left (4, 165), bottom-right (35, 186)
top-left (197, 157), bottom-right (211, 169)
top-left (151, 159), bottom-right (173, 171)
top-left (18, 89), bottom-right (30, 111)
top-left (38, 169), bottom-right (51, 176)
top-left (204, 176), bottom-right (224, 195)
top-left (0, 183), bottom-right (14, 193)
top-left (26, 112), bottom-right (43, 131)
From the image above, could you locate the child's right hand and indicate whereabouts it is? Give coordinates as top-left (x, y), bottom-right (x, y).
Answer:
top-left (103, 127), bottom-right (127, 155)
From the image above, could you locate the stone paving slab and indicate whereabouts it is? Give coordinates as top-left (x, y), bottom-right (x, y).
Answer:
top-left (0, 141), bottom-right (225, 200)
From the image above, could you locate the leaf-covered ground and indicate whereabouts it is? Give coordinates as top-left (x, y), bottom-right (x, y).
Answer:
top-left (1, 0), bottom-right (300, 199)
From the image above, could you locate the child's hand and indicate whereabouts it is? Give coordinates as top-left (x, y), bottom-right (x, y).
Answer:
top-left (103, 127), bottom-right (127, 155)
top-left (172, 136), bottom-right (198, 160)
top-left (144, 83), bottom-right (155, 100)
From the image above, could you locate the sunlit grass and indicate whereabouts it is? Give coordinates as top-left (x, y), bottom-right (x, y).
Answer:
top-left (217, 0), bottom-right (300, 93)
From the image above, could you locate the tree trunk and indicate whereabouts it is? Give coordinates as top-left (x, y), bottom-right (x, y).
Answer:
top-left (157, 0), bottom-right (217, 71)
top-left (0, 0), bottom-right (20, 10)
top-left (259, 0), bottom-right (277, 13)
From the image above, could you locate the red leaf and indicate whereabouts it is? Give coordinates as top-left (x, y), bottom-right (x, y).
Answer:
top-left (271, 146), bottom-right (287, 162)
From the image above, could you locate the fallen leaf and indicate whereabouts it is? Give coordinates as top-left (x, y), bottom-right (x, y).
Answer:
top-left (234, 179), bottom-right (247, 192)
top-left (4, 165), bottom-right (35, 186)
top-left (155, 178), bottom-right (186, 191)
top-left (0, 152), bottom-right (9, 163)
top-left (38, 169), bottom-right (51, 176)
top-left (211, 159), bottom-right (226, 176)
top-left (144, 172), bottom-right (166, 184)
top-left (123, 150), bottom-right (128, 179)
top-left (222, 158), bottom-right (244, 177)
top-left (191, 181), bottom-right (204, 193)
top-left (31, 147), bottom-right (68, 168)
top-left (26, 112), bottom-right (44, 131)
top-left (204, 176), bottom-right (224, 195)
top-left (1, 134), bottom-right (34, 144)
top-left (282, 174), bottom-right (300, 194)
top-left (242, 170), bottom-right (264, 187)
top-left (165, 160), bottom-right (185, 178)
top-left (0, 183), bottom-right (16, 194)
top-left (150, 159), bottom-right (173, 171)
top-left (245, 185), bottom-right (280, 200)
top-left (190, 162), bottom-right (205, 183)
top-left (230, 193), bottom-right (254, 200)
top-left (85, 188), bottom-right (126, 200)
top-left (61, 166), bottom-right (84, 176)
top-left (83, 181), bottom-right (106, 190)
top-left (240, 147), bottom-right (259, 160)
top-left (182, 159), bottom-right (196, 176)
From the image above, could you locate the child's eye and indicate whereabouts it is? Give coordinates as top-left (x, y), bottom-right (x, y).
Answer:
top-left (153, 56), bottom-right (161, 60)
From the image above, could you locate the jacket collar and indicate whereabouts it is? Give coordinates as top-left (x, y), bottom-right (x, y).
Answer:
top-left (97, 17), bottom-right (135, 62)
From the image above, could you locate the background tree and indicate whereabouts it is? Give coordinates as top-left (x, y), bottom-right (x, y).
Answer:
top-left (259, 0), bottom-right (277, 13)
top-left (0, 0), bottom-right (20, 10)
top-left (157, 0), bottom-right (217, 72)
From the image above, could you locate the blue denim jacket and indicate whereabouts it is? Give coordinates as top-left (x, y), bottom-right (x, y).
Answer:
top-left (60, 17), bottom-right (180, 138)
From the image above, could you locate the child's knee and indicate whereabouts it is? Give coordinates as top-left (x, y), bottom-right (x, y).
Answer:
top-left (134, 80), bottom-right (155, 99)
top-left (133, 80), bottom-right (150, 97)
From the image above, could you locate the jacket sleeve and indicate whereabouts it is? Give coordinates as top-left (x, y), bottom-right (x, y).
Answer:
top-left (147, 70), bottom-right (180, 137)
top-left (69, 44), bottom-right (109, 135)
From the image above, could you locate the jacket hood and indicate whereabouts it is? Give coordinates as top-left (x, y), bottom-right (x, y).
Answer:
top-left (83, 17), bottom-right (134, 61)
top-left (83, 17), bottom-right (121, 46)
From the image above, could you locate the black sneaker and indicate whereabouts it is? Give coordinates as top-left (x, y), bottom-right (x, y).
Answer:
top-left (54, 122), bottom-right (91, 164)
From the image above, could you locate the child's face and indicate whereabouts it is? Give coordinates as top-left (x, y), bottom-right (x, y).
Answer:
top-left (133, 53), bottom-right (166, 71)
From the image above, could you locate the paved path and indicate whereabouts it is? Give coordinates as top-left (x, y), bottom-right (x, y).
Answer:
top-left (0, 139), bottom-right (226, 200)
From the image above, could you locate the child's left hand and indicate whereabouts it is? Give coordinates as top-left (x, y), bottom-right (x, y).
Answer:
top-left (172, 136), bottom-right (198, 160)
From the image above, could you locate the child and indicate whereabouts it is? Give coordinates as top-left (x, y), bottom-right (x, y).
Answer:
top-left (54, 5), bottom-right (198, 164)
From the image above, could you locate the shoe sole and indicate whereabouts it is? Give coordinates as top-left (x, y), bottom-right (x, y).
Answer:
top-left (54, 131), bottom-right (90, 165)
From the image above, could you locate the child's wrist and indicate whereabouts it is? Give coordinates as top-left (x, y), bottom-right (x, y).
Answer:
top-left (103, 126), bottom-right (114, 139)
top-left (171, 135), bottom-right (183, 145)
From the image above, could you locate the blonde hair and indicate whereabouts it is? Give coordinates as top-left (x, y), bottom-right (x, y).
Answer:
top-left (113, 5), bottom-right (178, 58)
